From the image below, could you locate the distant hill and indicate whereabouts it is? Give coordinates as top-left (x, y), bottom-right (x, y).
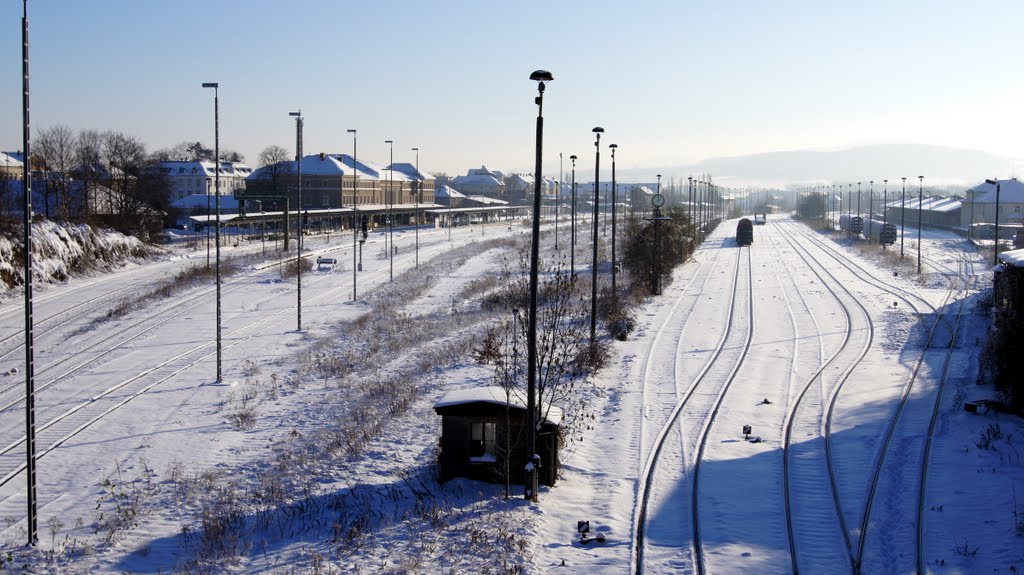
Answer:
top-left (619, 144), bottom-right (1014, 188)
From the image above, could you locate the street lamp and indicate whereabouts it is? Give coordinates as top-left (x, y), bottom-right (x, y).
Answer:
top-left (986, 178), bottom-right (1002, 265)
top-left (201, 82), bottom-right (222, 383)
top-left (412, 147), bottom-right (420, 268)
top-left (385, 139), bottom-right (394, 282)
top-left (918, 176), bottom-right (924, 274)
top-left (525, 69), bottom-right (552, 502)
top-left (556, 152), bottom-right (561, 250)
top-left (867, 180), bottom-right (874, 241)
top-left (590, 126), bottom-right (604, 344)
top-left (901, 177), bottom-right (907, 257)
top-left (348, 129), bottom-right (357, 300)
top-left (570, 154), bottom-right (577, 276)
top-left (688, 176), bottom-right (693, 239)
top-left (610, 143), bottom-right (618, 303)
top-left (883, 179), bottom-right (888, 228)
top-left (656, 173), bottom-right (662, 233)
top-left (289, 110), bottom-right (303, 331)
top-left (857, 181), bottom-right (862, 223)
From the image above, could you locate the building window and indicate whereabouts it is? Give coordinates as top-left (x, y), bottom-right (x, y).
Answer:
top-left (469, 421), bottom-right (496, 459)
top-left (322, 193), bottom-right (328, 207)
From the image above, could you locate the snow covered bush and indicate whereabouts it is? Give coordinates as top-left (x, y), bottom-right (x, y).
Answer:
top-left (0, 220), bottom-right (150, 300)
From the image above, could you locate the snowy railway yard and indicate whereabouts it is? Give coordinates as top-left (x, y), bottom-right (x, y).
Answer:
top-left (0, 216), bottom-right (1020, 574)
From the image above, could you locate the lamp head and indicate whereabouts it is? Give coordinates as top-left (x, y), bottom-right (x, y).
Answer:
top-left (201, 82), bottom-right (218, 89)
top-left (530, 69), bottom-right (553, 84)
top-left (347, 129), bottom-right (356, 134)
top-left (289, 111), bottom-right (301, 117)
top-left (985, 178), bottom-right (998, 185)
top-left (569, 154), bottom-right (577, 161)
top-left (411, 147), bottom-right (418, 152)
top-left (592, 127), bottom-right (604, 134)
top-left (609, 143), bottom-right (618, 149)
top-left (385, 140), bottom-right (393, 144)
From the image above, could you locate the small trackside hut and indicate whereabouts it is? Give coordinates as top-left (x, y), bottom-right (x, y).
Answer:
top-left (433, 386), bottom-right (562, 487)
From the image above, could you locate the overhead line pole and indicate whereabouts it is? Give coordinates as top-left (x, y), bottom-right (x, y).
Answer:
top-left (22, 0), bottom-right (38, 546)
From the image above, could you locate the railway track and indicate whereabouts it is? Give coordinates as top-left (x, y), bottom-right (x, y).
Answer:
top-left (0, 232), bottom-right (452, 496)
top-left (775, 222), bottom-right (877, 572)
top-left (915, 253), bottom-right (976, 575)
top-left (778, 219), bottom-right (978, 574)
top-left (632, 241), bottom-right (754, 575)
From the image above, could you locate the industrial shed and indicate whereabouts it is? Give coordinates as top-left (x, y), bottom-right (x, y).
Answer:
top-left (433, 386), bottom-right (561, 487)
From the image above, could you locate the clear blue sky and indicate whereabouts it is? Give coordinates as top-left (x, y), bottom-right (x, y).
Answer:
top-left (2, 0), bottom-right (1022, 180)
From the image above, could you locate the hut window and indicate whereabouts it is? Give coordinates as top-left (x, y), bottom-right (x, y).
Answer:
top-left (469, 422), bottom-right (496, 458)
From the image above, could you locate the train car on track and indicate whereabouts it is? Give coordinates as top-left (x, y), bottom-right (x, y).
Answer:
top-left (736, 218), bottom-right (753, 246)
top-left (754, 213), bottom-right (767, 225)
top-left (839, 214), bottom-right (865, 236)
top-left (862, 219), bottom-right (898, 246)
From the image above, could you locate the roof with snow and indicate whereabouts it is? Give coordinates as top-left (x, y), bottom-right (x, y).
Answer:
top-left (466, 195), bottom-right (508, 205)
top-left (433, 386), bottom-right (563, 426)
top-left (451, 169), bottom-right (504, 189)
top-left (386, 162), bottom-right (433, 181)
top-left (466, 166), bottom-right (498, 177)
top-left (1, 151), bottom-right (23, 169)
top-left (247, 154), bottom-right (384, 181)
top-left (967, 179), bottom-right (1024, 204)
top-left (890, 195), bottom-right (962, 213)
top-left (434, 185), bottom-right (466, 199)
top-left (160, 160), bottom-right (251, 178)
top-left (999, 248), bottom-right (1024, 268)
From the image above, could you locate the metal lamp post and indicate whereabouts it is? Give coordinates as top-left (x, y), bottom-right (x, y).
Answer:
top-left (883, 179), bottom-right (888, 227)
top-left (201, 82), bottom-right (223, 383)
top-left (986, 178), bottom-right (1002, 265)
top-left (289, 111), bottom-right (303, 331)
top-left (385, 139), bottom-right (394, 282)
top-left (656, 174), bottom-right (662, 229)
top-left (556, 153), bottom-right (561, 250)
top-left (526, 69), bottom-right (553, 502)
top-left (570, 154), bottom-right (577, 276)
top-left (610, 143), bottom-right (618, 304)
top-left (901, 177), bottom-right (907, 257)
top-left (412, 147), bottom-right (420, 267)
top-left (918, 176), bottom-right (924, 274)
top-left (857, 181), bottom-right (862, 222)
top-left (348, 129), bottom-right (357, 300)
top-left (590, 126), bottom-right (604, 343)
top-left (867, 180), bottom-right (874, 240)
top-left (688, 176), bottom-right (693, 239)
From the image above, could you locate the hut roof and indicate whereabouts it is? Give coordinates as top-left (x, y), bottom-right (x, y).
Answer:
top-left (434, 386), bottom-right (562, 426)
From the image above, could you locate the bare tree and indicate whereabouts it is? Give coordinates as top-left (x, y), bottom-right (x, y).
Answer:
top-left (483, 250), bottom-right (603, 452)
top-left (35, 124), bottom-right (77, 219)
top-left (101, 131), bottom-right (169, 238)
top-left (74, 129), bottom-right (104, 217)
top-left (254, 145), bottom-right (292, 200)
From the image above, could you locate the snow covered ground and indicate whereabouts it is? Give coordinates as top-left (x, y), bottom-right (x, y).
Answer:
top-left (0, 214), bottom-right (1019, 575)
